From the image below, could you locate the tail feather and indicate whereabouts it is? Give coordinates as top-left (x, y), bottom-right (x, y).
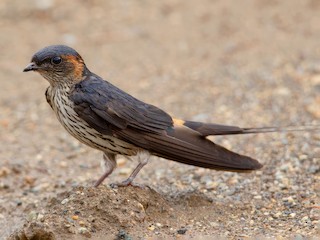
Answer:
top-left (147, 124), bottom-right (263, 171)
top-left (116, 126), bottom-right (262, 171)
top-left (183, 120), bottom-right (320, 136)
top-left (117, 119), bottom-right (319, 172)
top-left (147, 133), bottom-right (262, 171)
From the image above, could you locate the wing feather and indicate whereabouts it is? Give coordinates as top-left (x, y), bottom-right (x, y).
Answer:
top-left (69, 76), bottom-right (262, 171)
top-left (69, 76), bottom-right (173, 134)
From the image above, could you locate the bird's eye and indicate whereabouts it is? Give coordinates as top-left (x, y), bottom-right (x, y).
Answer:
top-left (51, 56), bottom-right (62, 65)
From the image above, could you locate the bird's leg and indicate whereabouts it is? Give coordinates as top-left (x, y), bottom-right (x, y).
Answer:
top-left (110, 151), bottom-right (150, 188)
top-left (94, 152), bottom-right (117, 187)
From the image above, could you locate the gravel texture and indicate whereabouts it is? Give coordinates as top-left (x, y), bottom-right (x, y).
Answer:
top-left (0, 0), bottom-right (320, 239)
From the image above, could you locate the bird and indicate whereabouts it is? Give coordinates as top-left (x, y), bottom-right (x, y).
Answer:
top-left (23, 45), bottom-right (318, 188)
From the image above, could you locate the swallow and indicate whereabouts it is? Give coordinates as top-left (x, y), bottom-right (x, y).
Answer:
top-left (23, 45), bottom-right (318, 187)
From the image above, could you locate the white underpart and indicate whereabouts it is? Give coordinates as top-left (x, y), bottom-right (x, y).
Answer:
top-left (47, 86), bottom-right (139, 155)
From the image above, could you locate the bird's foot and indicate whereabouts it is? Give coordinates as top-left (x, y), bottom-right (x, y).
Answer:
top-left (110, 178), bottom-right (145, 189)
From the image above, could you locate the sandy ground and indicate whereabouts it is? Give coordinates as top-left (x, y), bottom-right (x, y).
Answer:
top-left (1, 0), bottom-right (320, 239)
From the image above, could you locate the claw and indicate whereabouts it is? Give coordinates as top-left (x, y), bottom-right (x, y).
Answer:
top-left (110, 179), bottom-right (145, 188)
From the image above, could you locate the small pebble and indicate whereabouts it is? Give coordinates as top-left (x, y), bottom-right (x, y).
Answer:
top-left (148, 224), bottom-right (155, 231)
top-left (0, 167), bottom-right (10, 177)
top-left (289, 213), bottom-right (296, 218)
top-left (117, 158), bottom-right (127, 167)
top-left (177, 227), bottom-right (187, 235)
top-left (119, 168), bottom-right (131, 175)
top-left (205, 180), bottom-right (218, 190)
top-left (37, 213), bottom-right (44, 221)
top-left (16, 200), bottom-right (22, 206)
top-left (78, 227), bottom-right (89, 235)
top-left (117, 229), bottom-right (132, 240)
top-left (155, 223), bottom-right (162, 228)
top-left (72, 215), bottom-right (79, 220)
top-left (28, 211), bottom-right (37, 221)
top-left (61, 198), bottom-right (69, 205)
top-left (60, 161), bottom-right (68, 168)
top-left (24, 176), bottom-right (36, 185)
top-left (210, 222), bottom-right (220, 227)
top-left (300, 216), bottom-right (311, 225)
top-left (273, 212), bottom-right (282, 218)
top-left (310, 207), bottom-right (320, 220)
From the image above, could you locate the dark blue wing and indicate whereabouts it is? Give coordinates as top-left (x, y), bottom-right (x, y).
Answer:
top-left (69, 76), bottom-right (173, 134)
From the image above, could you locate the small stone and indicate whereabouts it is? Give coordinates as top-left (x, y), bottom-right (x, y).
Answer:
top-left (0, 167), bottom-right (10, 177)
top-left (300, 216), bottom-right (311, 225)
top-left (16, 200), bottom-right (22, 206)
top-left (298, 154), bottom-right (308, 160)
top-left (31, 182), bottom-right (50, 193)
top-left (148, 224), bottom-right (155, 231)
top-left (227, 176), bottom-right (239, 185)
top-left (205, 180), bottom-right (218, 190)
top-left (254, 195), bottom-right (262, 200)
top-left (155, 223), bottom-right (162, 228)
top-left (307, 97), bottom-right (320, 118)
top-left (79, 220), bottom-right (85, 226)
top-left (117, 158), bottom-right (127, 167)
top-left (275, 87), bottom-right (290, 96)
top-left (60, 161), bottom-right (68, 168)
top-left (273, 212), bottom-right (282, 218)
top-left (78, 227), bottom-right (89, 235)
top-left (28, 211), bottom-right (37, 221)
top-left (177, 227), bottom-right (187, 235)
top-left (283, 196), bottom-right (297, 207)
top-left (72, 215), bottom-right (79, 220)
top-left (196, 221), bottom-right (203, 227)
top-left (210, 222), bottom-right (220, 227)
top-left (287, 196), bottom-right (295, 203)
top-left (119, 168), bottom-right (131, 175)
top-left (289, 213), bottom-right (296, 218)
top-left (24, 176), bottom-right (36, 185)
top-left (61, 198), bottom-right (69, 205)
top-left (294, 234), bottom-right (304, 240)
top-left (310, 207), bottom-right (320, 220)
top-left (136, 202), bottom-right (145, 212)
top-left (37, 213), bottom-right (45, 221)
top-left (117, 229), bottom-right (132, 240)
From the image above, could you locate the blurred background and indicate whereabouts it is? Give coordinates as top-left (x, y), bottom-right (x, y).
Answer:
top-left (0, 0), bottom-right (319, 238)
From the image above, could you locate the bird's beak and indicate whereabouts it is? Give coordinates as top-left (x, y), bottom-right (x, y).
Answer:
top-left (23, 62), bottom-right (39, 72)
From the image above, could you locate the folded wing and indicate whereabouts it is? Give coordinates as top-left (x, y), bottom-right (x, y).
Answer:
top-left (69, 76), bottom-right (263, 171)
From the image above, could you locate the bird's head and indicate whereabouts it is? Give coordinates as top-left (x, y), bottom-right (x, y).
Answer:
top-left (24, 45), bottom-right (89, 86)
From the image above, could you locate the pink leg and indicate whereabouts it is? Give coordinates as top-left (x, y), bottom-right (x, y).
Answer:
top-left (94, 152), bottom-right (116, 187)
top-left (110, 155), bottom-right (149, 188)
